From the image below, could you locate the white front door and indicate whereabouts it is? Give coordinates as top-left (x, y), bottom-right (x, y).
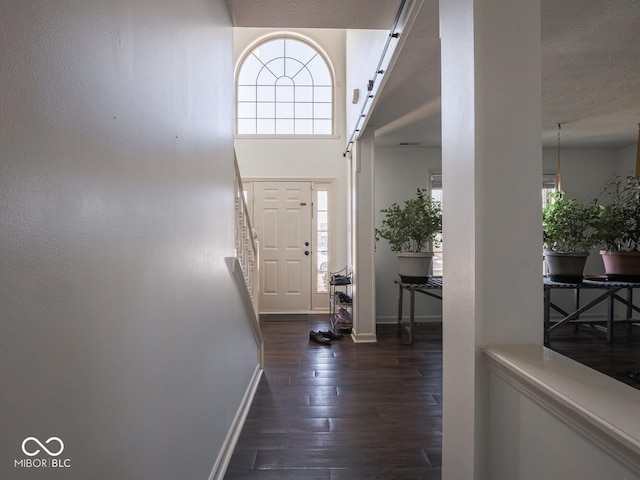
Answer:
top-left (253, 182), bottom-right (312, 312)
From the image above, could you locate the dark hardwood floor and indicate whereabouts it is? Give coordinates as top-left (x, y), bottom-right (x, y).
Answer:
top-left (548, 323), bottom-right (640, 390)
top-left (224, 316), bottom-right (443, 480)
top-left (224, 316), bottom-right (640, 480)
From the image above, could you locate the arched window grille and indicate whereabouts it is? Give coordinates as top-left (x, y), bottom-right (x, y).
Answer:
top-left (236, 37), bottom-right (333, 135)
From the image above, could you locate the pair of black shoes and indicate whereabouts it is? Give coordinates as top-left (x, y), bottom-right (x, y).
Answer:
top-left (309, 330), bottom-right (343, 345)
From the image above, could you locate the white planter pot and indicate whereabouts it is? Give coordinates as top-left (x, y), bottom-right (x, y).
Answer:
top-left (397, 252), bottom-right (434, 284)
top-left (544, 251), bottom-right (588, 283)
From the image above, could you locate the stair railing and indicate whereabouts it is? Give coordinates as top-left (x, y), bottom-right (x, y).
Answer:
top-left (233, 153), bottom-right (259, 315)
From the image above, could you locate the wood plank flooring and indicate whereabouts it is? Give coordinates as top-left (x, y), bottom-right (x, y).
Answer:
top-left (548, 323), bottom-right (640, 390)
top-left (224, 316), bottom-right (443, 480)
top-left (224, 316), bottom-right (640, 479)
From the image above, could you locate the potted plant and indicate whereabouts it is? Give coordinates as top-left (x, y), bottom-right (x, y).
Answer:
top-left (543, 190), bottom-right (598, 283)
top-left (375, 188), bottom-right (442, 283)
top-left (594, 174), bottom-right (640, 281)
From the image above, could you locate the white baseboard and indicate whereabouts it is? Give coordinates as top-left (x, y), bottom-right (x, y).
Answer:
top-left (376, 315), bottom-right (442, 324)
top-left (209, 364), bottom-right (263, 480)
top-left (351, 331), bottom-right (378, 343)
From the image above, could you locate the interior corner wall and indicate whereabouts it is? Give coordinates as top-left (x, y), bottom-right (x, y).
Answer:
top-left (0, 1), bottom-right (259, 479)
top-left (374, 146), bottom-right (442, 322)
top-left (616, 143), bottom-right (639, 174)
top-left (233, 28), bottom-right (351, 271)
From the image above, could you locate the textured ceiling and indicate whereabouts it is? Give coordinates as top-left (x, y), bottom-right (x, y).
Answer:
top-left (540, 0), bottom-right (640, 148)
top-left (225, 0), bottom-right (640, 149)
top-left (225, 0), bottom-right (401, 29)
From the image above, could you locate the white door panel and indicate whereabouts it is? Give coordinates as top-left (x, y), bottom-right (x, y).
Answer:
top-left (262, 260), bottom-right (278, 294)
top-left (285, 261), bottom-right (302, 294)
top-left (262, 209), bottom-right (278, 248)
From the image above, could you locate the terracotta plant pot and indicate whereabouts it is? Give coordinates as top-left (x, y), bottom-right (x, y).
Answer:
top-left (397, 252), bottom-right (433, 284)
top-left (600, 251), bottom-right (640, 282)
top-left (544, 251), bottom-right (588, 283)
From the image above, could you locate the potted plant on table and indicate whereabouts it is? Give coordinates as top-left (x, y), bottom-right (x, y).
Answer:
top-left (594, 174), bottom-right (640, 281)
top-left (543, 190), bottom-right (599, 283)
top-left (375, 188), bottom-right (442, 284)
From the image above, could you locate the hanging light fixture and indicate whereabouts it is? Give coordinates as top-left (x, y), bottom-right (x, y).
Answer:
top-left (635, 123), bottom-right (640, 181)
top-left (556, 123), bottom-right (563, 192)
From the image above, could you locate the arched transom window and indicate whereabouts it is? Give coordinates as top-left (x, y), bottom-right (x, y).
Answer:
top-left (236, 37), bottom-right (333, 135)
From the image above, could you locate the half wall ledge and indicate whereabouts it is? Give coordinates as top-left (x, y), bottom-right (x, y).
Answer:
top-left (483, 343), bottom-right (640, 477)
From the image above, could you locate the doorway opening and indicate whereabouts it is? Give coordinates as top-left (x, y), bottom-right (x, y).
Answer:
top-left (245, 180), bottom-right (332, 313)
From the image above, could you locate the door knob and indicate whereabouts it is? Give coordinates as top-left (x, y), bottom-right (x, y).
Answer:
top-left (304, 242), bottom-right (310, 246)
top-left (304, 251), bottom-right (310, 255)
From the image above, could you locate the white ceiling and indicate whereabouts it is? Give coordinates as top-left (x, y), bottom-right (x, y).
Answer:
top-left (225, 0), bottom-right (640, 149)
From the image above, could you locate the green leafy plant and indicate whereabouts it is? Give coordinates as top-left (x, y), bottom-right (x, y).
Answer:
top-left (375, 188), bottom-right (442, 252)
top-left (543, 190), bottom-right (598, 253)
top-left (594, 174), bottom-right (640, 252)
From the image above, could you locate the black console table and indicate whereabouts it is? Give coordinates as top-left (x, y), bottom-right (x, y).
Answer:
top-left (544, 277), bottom-right (640, 345)
top-left (395, 276), bottom-right (640, 345)
top-left (395, 277), bottom-right (443, 344)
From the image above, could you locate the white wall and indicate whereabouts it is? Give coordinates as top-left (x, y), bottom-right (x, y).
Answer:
top-left (0, 1), bottom-right (258, 479)
top-left (345, 29), bottom-right (390, 136)
top-left (233, 28), bottom-right (351, 273)
top-left (542, 147), bottom-right (618, 201)
top-left (616, 143), bottom-right (639, 175)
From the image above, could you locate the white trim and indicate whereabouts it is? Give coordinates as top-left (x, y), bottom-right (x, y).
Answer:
top-left (208, 364), bottom-right (263, 480)
top-left (351, 331), bottom-right (377, 343)
top-left (483, 343), bottom-right (640, 476)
